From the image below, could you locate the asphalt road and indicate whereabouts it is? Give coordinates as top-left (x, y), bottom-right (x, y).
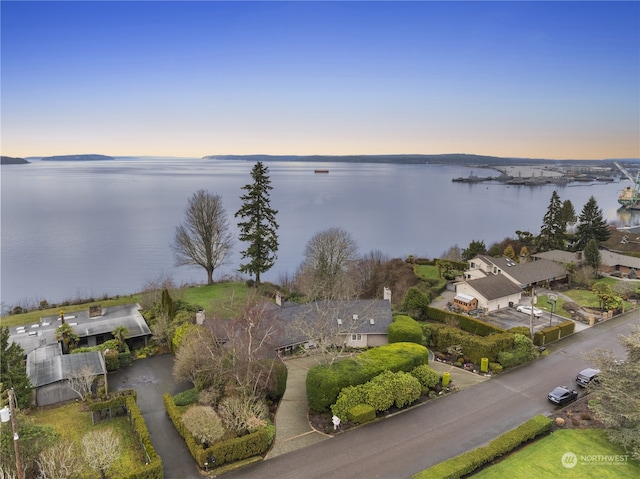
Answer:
top-left (224, 310), bottom-right (639, 479)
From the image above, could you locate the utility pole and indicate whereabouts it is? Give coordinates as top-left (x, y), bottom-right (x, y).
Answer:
top-left (8, 389), bottom-right (25, 479)
top-left (530, 287), bottom-right (535, 338)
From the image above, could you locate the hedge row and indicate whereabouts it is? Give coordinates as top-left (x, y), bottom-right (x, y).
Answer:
top-left (426, 307), bottom-right (506, 336)
top-left (424, 323), bottom-right (514, 364)
top-left (163, 393), bottom-right (274, 468)
top-left (533, 320), bottom-right (575, 346)
top-left (306, 343), bottom-right (429, 412)
top-left (412, 415), bottom-right (553, 479)
top-left (388, 315), bottom-right (424, 345)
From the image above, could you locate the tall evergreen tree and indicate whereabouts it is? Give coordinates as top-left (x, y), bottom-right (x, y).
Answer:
top-left (539, 190), bottom-right (565, 251)
top-left (575, 196), bottom-right (610, 250)
top-left (0, 326), bottom-right (32, 409)
top-left (461, 239), bottom-right (486, 261)
top-left (235, 162), bottom-right (279, 285)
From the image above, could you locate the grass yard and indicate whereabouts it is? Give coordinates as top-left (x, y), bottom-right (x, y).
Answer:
top-left (31, 402), bottom-right (147, 479)
top-left (179, 281), bottom-right (252, 319)
top-left (473, 429), bottom-right (640, 479)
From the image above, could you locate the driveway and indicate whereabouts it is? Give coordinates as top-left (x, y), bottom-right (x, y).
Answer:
top-left (109, 354), bottom-right (203, 479)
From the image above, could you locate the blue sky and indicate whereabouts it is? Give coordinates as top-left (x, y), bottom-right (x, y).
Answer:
top-left (1, 1), bottom-right (638, 159)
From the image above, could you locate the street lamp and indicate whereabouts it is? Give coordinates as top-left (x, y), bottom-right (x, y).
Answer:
top-left (0, 389), bottom-right (25, 479)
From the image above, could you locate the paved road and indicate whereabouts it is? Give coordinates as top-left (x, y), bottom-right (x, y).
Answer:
top-left (108, 354), bottom-right (204, 479)
top-left (224, 310), bottom-right (639, 479)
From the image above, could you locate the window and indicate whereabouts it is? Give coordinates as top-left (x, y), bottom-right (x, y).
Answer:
top-left (351, 334), bottom-right (362, 341)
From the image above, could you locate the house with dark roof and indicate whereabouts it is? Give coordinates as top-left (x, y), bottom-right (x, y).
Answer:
top-left (269, 297), bottom-right (393, 354)
top-left (8, 303), bottom-right (152, 355)
top-left (26, 344), bottom-right (106, 406)
top-left (465, 255), bottom-right (566, 289)
top-left (456, 274), bottom-right (523, 313)
top-left (534, 249), bottom-right (640, 277)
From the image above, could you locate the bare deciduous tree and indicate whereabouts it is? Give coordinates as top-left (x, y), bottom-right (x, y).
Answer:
top-left (37, 442), bottom-right (80, 479)
top-left (299, 227), bottom-right (359, 299)
top-left (67, 364), bottom-right (97, 401)
top-left (172, 190), bottom-right (234, 285)
top-left (82, 428), bottom-right (121, 479)
top-left (290, 299), bottom-right (378, 365)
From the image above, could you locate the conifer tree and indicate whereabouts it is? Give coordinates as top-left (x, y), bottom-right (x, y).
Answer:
top-left (575, 196), bottom-right (610, 250)
top-left (1, 326), bottom-right (33, 409)
top-left (539, 190), bottom-right (565, 251)
top-left (235, 162), bottom-right (279, 285)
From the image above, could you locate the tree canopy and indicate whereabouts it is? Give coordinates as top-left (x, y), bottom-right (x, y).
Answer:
top-left (172, 190), bottom-right (234, 285)
top-left (575, 195), bottom-right (610, 250)
top-left (235, 162), bottom-right (279, 285)
top-left (0, 326), bottom-right (32, 409)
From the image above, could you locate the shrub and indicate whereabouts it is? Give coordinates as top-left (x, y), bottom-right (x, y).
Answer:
top-left (425, 307), bottom-right (506, 336)
top-left (218, 395), bottom-right (269, 437)
top-left (348, 403), bottom-right (376, 424)
top-left (489, 362), bottom-right (503, 374)
top-left (182, 405), bottom-right (226, 446)
top-left (411, 365), bottom-right (440, 389)
top-left (331, 384), bottom-right (368, 420)
top-left (173, 388), bottom-right (199, 406)
top-left (402, 287), bottom-right (431, 320)
top-left (388, 315), bottom-right (424, 345)
top-left (497, 333), bottom-right (535, 368)
top-left (307, 342), bottom-right (429, 412)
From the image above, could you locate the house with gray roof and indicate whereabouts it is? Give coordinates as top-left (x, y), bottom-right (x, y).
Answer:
top-left (269, 297), bottom-right (393, 354)
top-left (456, 274), bottom-right (523, 313)
top-left (9, 303), bottom-right (151, 355)
top-left (533, 249), bottom-right (640, 277)
top-left (26, 344), bottom-right (106, 406)
top-left (466, 255), bottom-right (566, 289)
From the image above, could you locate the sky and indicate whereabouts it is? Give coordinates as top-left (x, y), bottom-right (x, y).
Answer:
top-left (1, 1), bottom-right (639, 160)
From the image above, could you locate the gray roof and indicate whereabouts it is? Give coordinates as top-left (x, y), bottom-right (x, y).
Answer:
top-left (533, 249), bottom-right (640, 270)
top-left (9, 303), bottom-right (151, 355)
top-left (271, 299), bottom-right (393, 349)
top-left (475, 255), bottom-right (566, 286)
top-left (465, 274), bottom-right (523, 300)
top-left (26, 344), bottom-right (106, 388)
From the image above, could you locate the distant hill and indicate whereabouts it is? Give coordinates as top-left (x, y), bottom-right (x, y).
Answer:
top-left (41, 154), bottom-right (114, 161)
top-left (202, 153), bottom-right (621, 166)
top-left (1, 156), bottom-right (29, 165)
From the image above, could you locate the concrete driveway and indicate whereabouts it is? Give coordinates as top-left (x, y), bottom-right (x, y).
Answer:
top-left (109, 354), bottom-right (203, 479)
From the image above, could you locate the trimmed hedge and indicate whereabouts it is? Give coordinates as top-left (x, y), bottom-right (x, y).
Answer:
top-left (388, 315), bottom-right (424, 345)
top-left (348, 403), bottom-right (376, 424)
top-left (426, 307), bottom-right (506, 336)
top-left (424, 323), bottom-right (514, 364)
top-left (163, 393), bottom-right (274, 468)
top-left (307, 342), bottom-right (429, 412)
top-left (412, 415), bottom-right (553, 479)
top-left (533, 320), bottom-right (575, 346)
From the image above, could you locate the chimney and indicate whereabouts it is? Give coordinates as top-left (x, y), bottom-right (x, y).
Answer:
top-left (383, 287), bottom-right (391, 302)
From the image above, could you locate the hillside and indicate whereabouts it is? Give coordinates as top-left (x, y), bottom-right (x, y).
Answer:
top-left (1, 156), bottom-right (29, 165)
top-left (41, 154), bottom-right (115, 161)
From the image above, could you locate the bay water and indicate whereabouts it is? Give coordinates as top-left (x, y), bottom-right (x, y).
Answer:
top-left (1, 158), bottom-right (634, 308)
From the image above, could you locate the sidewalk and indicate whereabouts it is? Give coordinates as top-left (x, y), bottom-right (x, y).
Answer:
top-left (267, 356), bottom-right (331, 458)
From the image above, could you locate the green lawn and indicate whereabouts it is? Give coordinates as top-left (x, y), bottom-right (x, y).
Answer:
top-left (473, 429), bottom-right (640, 479)
top-left (178, 281), bottom-right (253, 319)
top-left (31, 402), bottom-right (147, 479)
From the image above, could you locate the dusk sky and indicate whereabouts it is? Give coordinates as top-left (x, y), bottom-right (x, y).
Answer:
top-left (1, 1), bottom-right (638, 160)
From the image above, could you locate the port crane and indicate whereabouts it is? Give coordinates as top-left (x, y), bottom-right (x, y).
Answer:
top-left (614, 161), bottom-right (640, 209)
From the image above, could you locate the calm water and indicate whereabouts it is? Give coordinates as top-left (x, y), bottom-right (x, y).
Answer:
top-left (1, 158), bottom-right (635, 308)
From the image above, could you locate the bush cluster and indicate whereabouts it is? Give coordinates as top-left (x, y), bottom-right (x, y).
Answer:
top-left (163, 393), bottom-right (274, 468)
top-left (388, 315), bottom-right (424, 345)
top-left (413, 415), bottom-right (552, 479)
top-left (306, 342), bottom-right (429, 412)
top-left (423, 323), bottom-right (514, 364)
top-left (497, 333), bottom-right (535, 368)
top-left (410, 364), bottom-right (440, 389)
top-left (331, 370), bottom-right (422, 421)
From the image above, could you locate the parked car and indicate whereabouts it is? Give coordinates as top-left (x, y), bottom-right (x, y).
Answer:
top-left (547, 386), bottom-right (578, 406)
top-left (576, 368), bottom-right (600, 387)
top-left (516, 305), bottom-right (543, 318)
